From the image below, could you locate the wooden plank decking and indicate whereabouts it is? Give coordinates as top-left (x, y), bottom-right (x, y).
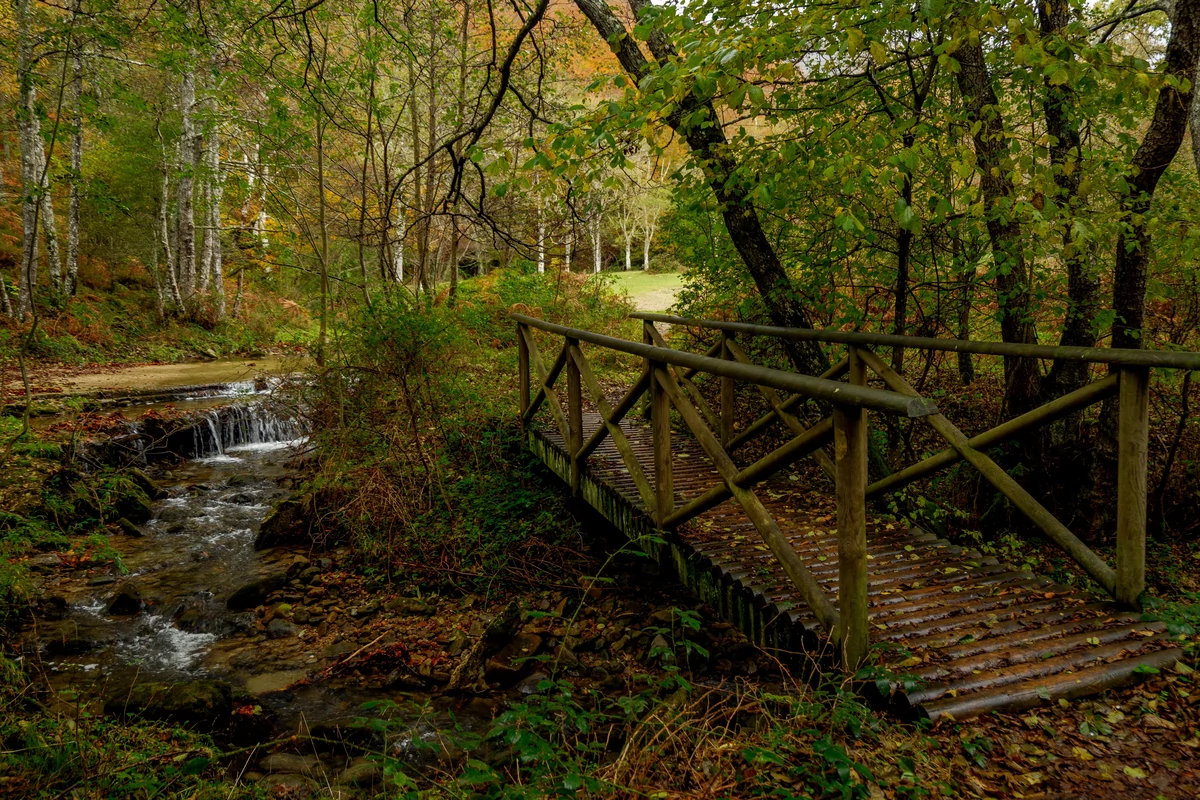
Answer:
top-left (530, 410), bottom-right (1182, 722)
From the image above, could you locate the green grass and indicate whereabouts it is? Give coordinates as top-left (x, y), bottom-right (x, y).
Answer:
top-left (607, 270), bottom-right (684, 312)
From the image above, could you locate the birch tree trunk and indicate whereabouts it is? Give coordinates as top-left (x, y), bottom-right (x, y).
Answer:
top-left (207, 122), bottom-right (225, 318)
top-left (642, 206), bottom-right (653, 271)
top-left (619, 205), bottom-right (632, 270)
top-left (159, 164), bottom-right (183, 308)
top-left (197, 78), bottom-right (213, 296)
top-left (66, 24), bottom-right (82, 297)
top-left (564, 226), bottom-right (573, 271)
top-left (393, 193), bottom-right (405, 283)
top-left (537, 200), bottom-right (545, 273)
top-left (39, 157), bottom-right (63, 293)
top-left (17, 0), bottom-right (41, 317)
top-left (591, 201), bottom-right (602, 273)
top-left (177, 62), bottom-right (198, 300)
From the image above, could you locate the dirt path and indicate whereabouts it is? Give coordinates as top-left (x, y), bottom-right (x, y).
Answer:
top-left (3, 357), bottom-right (297, 398)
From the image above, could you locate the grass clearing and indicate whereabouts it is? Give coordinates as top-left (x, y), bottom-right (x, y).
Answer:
top-left (608, 270), bottom-right (684, 312)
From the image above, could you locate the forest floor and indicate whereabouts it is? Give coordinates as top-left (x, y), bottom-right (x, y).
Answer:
top-left (609, 270), bottom-right (683, 311)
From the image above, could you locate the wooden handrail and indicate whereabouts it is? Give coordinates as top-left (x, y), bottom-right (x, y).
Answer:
top-left (512, 314), bottom-right (938, 418)
top-left (632, 312), bottom-right (1200, 370)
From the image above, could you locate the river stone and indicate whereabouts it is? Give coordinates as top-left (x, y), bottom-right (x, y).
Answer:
top-left (43, 621), bottom-right (103, 655)
top-left (336, 758), bottom-right (382, 787)
top-left (484, 633), bottom-right (543, 684)
top-left (104, 680), bottom-right (233, 731)
top-left (126, 467), bottom-right (166, 500)
top-left (156, 506), bottom-right (191, 523)
top-left (175, 605), bottom-right (205, 632)
top-left (260, 752), bottom-right (324, 776)
top-left (245, 669), bottom-right (307, 696)
top-left (26, 553), bottom-right (62, 573)
top-left (108, 583), bottom-right (143, 616)
top-left (386, 597), bottom-right (434, 616)
top-left (256, 773), bottom-right (316, 798)
top-left (266, 619), bottom-right (299, 639)
top-left (37, 595), bottom-right (69, 620)
top-left (115, 517), bottom-right (144, 537)
top-left (254, 494), bottom-right (313, 549)
top-left (226, 572), bottom-right (288, 610)
top-left (114, 487), bottom-right (154, 525)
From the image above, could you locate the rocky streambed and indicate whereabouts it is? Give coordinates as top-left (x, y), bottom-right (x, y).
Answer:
top-left (13, 377), bottom-right (772, 797)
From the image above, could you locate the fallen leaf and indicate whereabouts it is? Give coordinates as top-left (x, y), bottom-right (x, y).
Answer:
top-left (1141, 713), bottom-right (1177, 730)
top-left (1123, 766), bottom-right (1147, 779)
top-left (1072, 746), bottom-right (1094, 761)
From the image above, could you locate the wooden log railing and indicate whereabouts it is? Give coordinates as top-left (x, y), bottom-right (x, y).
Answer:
top-left (630, 312), bottom-right (1200, 613)
top-left (514, 313), bottom-right (938, 671)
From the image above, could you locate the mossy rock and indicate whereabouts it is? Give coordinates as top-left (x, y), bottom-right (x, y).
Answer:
top-left (125, 467), bottom-right (166, 500)
top-left (227, 572), bottom-right (288, 610)
top-left (104, 680), bottom-right (233, 731)
top-left (254, 494), bottom-right (314, 549)
top-left (112, 486), bottom-right (153, 524)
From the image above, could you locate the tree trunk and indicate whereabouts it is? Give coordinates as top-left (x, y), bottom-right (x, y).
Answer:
top-left (565, 225), bottom-right (573, 271)
top-left (207, 121), bottom-right (225, 319)
top-left (178, 62), bottom-right (198, 300)
top-left (159, 165), bottom-right (182, 309)
top-left (643, 206), bottom-right (653, 271)
top-left (891, 158), bottom-right (913, 375)
top-left (407, 51), bottom-right (426, 300)
top-left (38, 154), bottom-right (63, 294)
top-left (591, 201), bottom-right (602, 273)
top-left (1111, 0), bottom-right (1199, 351)
top-left (953, 37), bottom-right (1040, 414)
top-left (1040, 0), bottom-right (1097, 400)
top-left (17, 0), bottom-right (40, 318)
top-left (233, 268), bottom-right (244, 319)
top-left (315, 115), bottom-right (329, 365)
top-left (66, 27), bottom-right (82, 298)
top-left (357, 65), bottom-right (376, 307)
top-left (537, 200), bottom-right (545, 273)
top-left (575, 0), bottom-right (826, 375)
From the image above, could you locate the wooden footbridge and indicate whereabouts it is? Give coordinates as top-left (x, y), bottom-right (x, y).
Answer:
top-left (514, 312), bottom-right (1197, 721)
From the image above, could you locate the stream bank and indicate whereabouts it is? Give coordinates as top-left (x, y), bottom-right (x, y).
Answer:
top-left (7, 375), bottom-right (775, 798)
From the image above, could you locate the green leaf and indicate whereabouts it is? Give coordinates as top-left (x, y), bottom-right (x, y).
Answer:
top-left (182, 757), bottom-right (211, 775)
top-left (1035, 686), bottom-right (1051, 701)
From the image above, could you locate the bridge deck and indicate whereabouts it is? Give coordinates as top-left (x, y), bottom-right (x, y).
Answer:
top-left (531, 410), bottom-right (1182, 721)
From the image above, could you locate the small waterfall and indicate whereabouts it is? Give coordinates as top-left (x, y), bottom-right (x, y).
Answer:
top-left (190, 402), bottom-right (307, 458)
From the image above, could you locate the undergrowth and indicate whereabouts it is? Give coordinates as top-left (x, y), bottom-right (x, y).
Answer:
top-left (296, 268), bottom-right (637, 593)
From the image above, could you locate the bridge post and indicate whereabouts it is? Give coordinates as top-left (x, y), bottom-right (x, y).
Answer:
top-left (721, 332), bottom-right (735, 445)
top-left (1116, 366), bottom-right (1149, 608)
top-left (518, 323), bottom-right (530, 419)
top-left (835, 345), bottom-right (869, 671)
top-left (567, 337), bottom-right (583, 497)
top-left (652, 366), bottom-right (673, 527)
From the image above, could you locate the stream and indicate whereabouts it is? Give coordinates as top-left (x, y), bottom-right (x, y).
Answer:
top-left (23, 379), bottom-right (492, 764)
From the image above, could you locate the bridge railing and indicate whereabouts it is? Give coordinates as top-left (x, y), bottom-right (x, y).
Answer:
top-left (513, 313), bottom-right (939, 670)
top-left (630, 312), bottom-right (1200, 618)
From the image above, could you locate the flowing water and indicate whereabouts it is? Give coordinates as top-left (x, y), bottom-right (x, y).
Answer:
top-left (25, 389), bottom-right (480, 744)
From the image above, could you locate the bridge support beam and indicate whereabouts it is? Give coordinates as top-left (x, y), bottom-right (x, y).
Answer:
top-left (835, 346), bottom-right (869, 671)
top-left (1116, 366), bottom-right (1149, 608)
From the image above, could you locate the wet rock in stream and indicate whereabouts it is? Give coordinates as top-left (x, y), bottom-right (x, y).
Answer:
top-left (107, 583), bottom-right (144, 615)
top-left (104, 679), bottom-right (234, 731)
top-left (227, 572), bottom-right (288, 610)
top-left (255, 494), bottom-right (315, 549)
